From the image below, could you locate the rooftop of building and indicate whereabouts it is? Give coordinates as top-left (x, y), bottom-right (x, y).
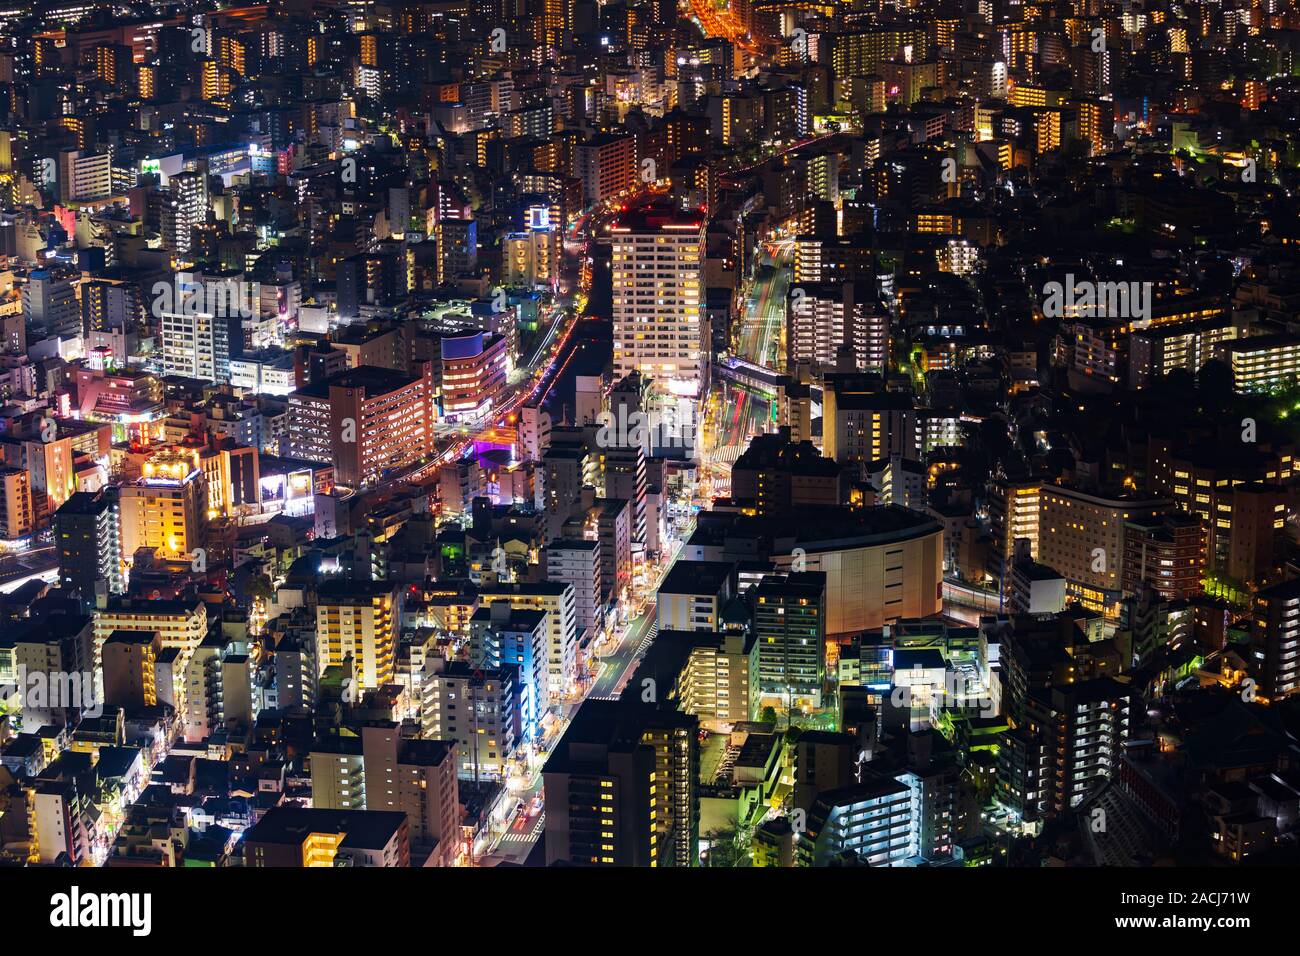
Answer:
top-left (96, 596), bottom-right (204, 616)
top-left (543, 699), bottom-right (694, 776)
top-left (470, 605), bottom-right (547, 630)
top-left (1222, 333), bottom-right (1300, 351)
top-left (631, 629), bottom-right (754, 699)
top-left (3, 611), bottom-right (91, 647)
top-left (735, 732), bottom-right (780, 770)
top-left (54, 490), bottom-right (113, 516)
top-left (754, 571), bottom-right (827, 597)
top-left (105, 629), bottom-right (160, 646)
top-left (795, 730), bottom-right (857, 747)
top-left (810, 775), bottom-right (912, 810)
top-left (609, 203), bottom-right (705, 234)
top-left (317, 578), bottom-right (397, 600)
top-left (396, 738), bottom-right (455, 766)
top-left (1122, 511), bottom-right (1203, 533)
top-left (689, 505), bottom-right (941, 552)
top-left (1040, 481), bottom-right (1173, 507)
top-left (1013, 557), bottom-right (1065, 581)
top-left (1256, 576), bottom-right (1300, 600)
top-left (894, 648), bottom-right (946, 671)
top-left (94, 745), bottom-right (143, 781)
top-left (658, 560), bottom-right (736, 596)
top-left (478, 580), bottom-right (573, 598)
top-left (733, 432), bottom-right (843, 477)
top-left (828, 389), bottom-right (915, 412)
top-left (310, 733), bottom-right (364, 757)
top-left (433, 659), bottom-right (515, 683)
top-left (291, 364), bottom-right (421, 400)
top-left (243, 805), bottom-right (407, 850)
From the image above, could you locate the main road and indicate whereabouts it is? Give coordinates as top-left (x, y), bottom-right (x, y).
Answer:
top-left (477, 190), bottom-right (793, 864)
top-left (478, 526), bottom-right (691, 865)
top-left (685, 0), bottom-right (759, 53)
top-left (706, 240), bottom-right (793, 486)
top-left (477, 606), bottom-right (662, 866)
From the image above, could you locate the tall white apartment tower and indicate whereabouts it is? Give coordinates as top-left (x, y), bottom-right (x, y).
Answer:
top-left (611, 204), bottom-right (707, 401)
top-left (163, 166), bottom-right (209, 257)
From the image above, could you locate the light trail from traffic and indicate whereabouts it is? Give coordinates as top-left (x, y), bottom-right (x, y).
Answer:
top-left (710, 241), bottom-right (792, 460)
top-left (685, 0), bottom-right (759, 53)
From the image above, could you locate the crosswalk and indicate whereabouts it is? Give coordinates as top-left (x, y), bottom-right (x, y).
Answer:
top-left (634, 620), bottom-right (659, 656)
top-left (583, 620), bottom-right (660, 701)
top-left (706, 445), bottom-right (745, 464)
top-left (496, 816), bottom-right (545, 845)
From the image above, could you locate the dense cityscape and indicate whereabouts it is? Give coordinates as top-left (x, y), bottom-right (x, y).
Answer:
top-left (0, 0), bottom-right (1294, 896)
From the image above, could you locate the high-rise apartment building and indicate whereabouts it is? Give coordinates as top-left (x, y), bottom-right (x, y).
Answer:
top-left (798, 777), bottom-right (914, 866)
top-left (1037, 484), bottom-right (1171, 617)
top-left (989, 477), bottom-right (1041, 580)
top-left (92, 596), bottom-right (208, 720)
top-left (31, 780), bottom-right (91, 866)
top-left (611, 205), bottom-right (707, 400)
top-left (9, 613), bottom-right (96, 729)
top-left (477, 580), bottom-right (578, 706)
top-left (158, 276), bottom-right (246, 383)
top-left (310, 733), bottom-right (365, 811)
top-left (540, 0), bottom-right (576, 44)
top-left (58, 149), bottom-right (111, 202)
top-left (603, 444), bottom-right (647, 547)
top-left (656, 560), bottom-right (737, 633)
top-left (546, 538), bottom-right (602, 644)
top-left (1121, 513), bottom-right (1206, 601)
top-left (995, 616), bottom-right (1127, 823)
top-left (821, 378), bottom-right (922, 471)
top-left (598, 497), bottom-right (633, 605)
top-left (435, 218), bottom-right (477, 284)
top-left (543, 699), bottom-right (698, 867)
top-left (360, 724), bottom-right (460, 866)
top-left (1149, 443), bottom-right (1291, 586)
top-left (575, 133), bottom-right (636, 206)
top-left (287, 366), bottom-right (433, 489)
top-left (182, 636), bottom-right (254, 741)
top-left (420, 658), bottom-right (522, 781)
top-left (1129, 318), bottom-right (1239, 389)
top-left (469, 603), bottom-right (547, 740)
top-left (787, 281), bottom-right (888, 374)
top-left (1026, 678), bottom-right (1134, 817)
top-left (101, 630), bottom-right (161, 709)
top-left (162, 168), bottom-right (208, 257)
top-left (54, 489), bottom-right (125, 604)
top-left (22, 270), bottom-right (79, 337)
top-left (753, 572), bottom-right (827, 711)
top-left (440, 331), bottom-right (509, 424)
top-left (1249, 578), bottom-right (1300, 700)
top-left (316, 579), bottom-right (399, 693)
top-left (81, 278), bottom-right (142, 339)
top-left (243, 807), bottom-right (410, 868)
top-left (0, 465), bottom-right (32, 542)
top-left (633, 628), bottom-right (759, 730)
top-left (1220, 334), bottom-right (1300, 393)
